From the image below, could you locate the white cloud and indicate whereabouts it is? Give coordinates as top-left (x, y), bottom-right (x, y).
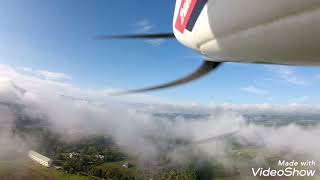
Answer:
top-left (267, 65), bottom-right (308, 85)
top-left (241, 86), bottom-right (268, 95)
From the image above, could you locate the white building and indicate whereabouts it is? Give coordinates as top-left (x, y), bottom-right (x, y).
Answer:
top-left (28, 150), bottom-right (52, 167)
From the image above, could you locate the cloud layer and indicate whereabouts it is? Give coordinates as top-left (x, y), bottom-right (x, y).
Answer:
top-left (0, 64), bottom-right (320, 171)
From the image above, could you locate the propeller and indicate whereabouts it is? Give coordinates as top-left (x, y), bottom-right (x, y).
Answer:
top-left (110, 61), bottom-right (221, 95)
top-left (95, 33), bottom-right (175, 40)
top-left (96, 32), bottom-right (222, 95)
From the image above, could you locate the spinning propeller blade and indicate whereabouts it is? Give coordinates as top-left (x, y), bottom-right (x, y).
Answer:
top-left (110, 61), bottom-right (221, 95)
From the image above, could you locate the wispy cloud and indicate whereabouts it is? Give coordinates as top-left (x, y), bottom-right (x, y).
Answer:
top-left (17, 67), bottom-right (71, 81)
top-left (241, 86), bottom-right (268, 95)
top-left (136, 19), bottom-right (154, 33)
top-left (135, 19), bottom-right (165, 46)
top-left (315, 74), bottom-right (320, 80)
top-left (16, 67), bottom-right (33, 73)
top-left (267, 65), bottom-right (308, 85)
top-left (36, 70), bottom-right (72, 81)
top-left (290, 96), bottom-right (309, 103)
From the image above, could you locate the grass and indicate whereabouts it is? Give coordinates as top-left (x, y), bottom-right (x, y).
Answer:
top-left (0, 161), bottom-right (19, 177)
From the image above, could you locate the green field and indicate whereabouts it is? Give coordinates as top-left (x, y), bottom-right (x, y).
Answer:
top-left (0, 160), bottom-right (93, 180)
top-left (32, 166), bottom-right (93, 180)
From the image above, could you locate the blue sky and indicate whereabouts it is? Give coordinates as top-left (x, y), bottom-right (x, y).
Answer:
top-left (0, 0), bottom-right (319, 104)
